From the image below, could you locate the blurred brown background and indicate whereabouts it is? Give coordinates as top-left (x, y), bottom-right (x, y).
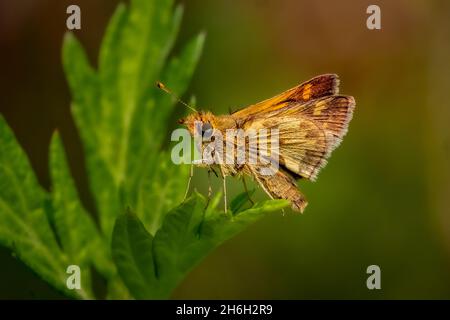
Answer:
top-left (1, 0), bottom-right (450, 298)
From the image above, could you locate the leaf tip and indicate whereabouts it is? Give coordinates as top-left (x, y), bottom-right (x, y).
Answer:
top-left (63, 31), bottom-right (75, 45)
top-left (49, 129), bottom-right (63, 153)
top-left (197, 31), bottom-right (207, 45)
top-left (174, 3), bottom-right (185, 18)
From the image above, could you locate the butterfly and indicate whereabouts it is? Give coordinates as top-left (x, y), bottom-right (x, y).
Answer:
top-left (160, 74), bottom-right (355, 213)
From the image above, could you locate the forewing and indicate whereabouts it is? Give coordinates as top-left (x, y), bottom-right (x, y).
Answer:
top-left (232, 74), bottom-right (339, 119)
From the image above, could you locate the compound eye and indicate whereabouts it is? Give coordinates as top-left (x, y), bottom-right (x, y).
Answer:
top-left (201, 122), bottom-right (213, 139)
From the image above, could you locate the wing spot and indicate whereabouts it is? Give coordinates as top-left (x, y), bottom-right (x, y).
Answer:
top-left (302, 84), bottom-right (312, 100)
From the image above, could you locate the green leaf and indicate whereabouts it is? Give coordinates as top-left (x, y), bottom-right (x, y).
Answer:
top-left (111, 209), bottom-right (159, 299)
top-left (111, 193), bottom-right (288, 299)
top-left (62, 32), bottom-right (121, 239)
top-left (62, 1), bottom-right (203, 245)
top-left (61, 0), bottom-right (199, 299)
top-left (150, 192), bottom-right (289, 296)
top-left (152, 193), bottom-right (206, 285)
top-left (137, 154), bottom-right (189, 235)
top-left (49, 133), bottom-right (114, 283)
top-left (112, 193), bottom-right (288, 299)
top-left (62, 32), bottom-right (100, 148)
top-left (203, 199), bottom-right (289, 243)
top-left (100, 0), bottom-right (181, 189)
top-left (127, 33), bottom-right (205, 217)
top-left (230, 189), bottom-right (256, 214)
top-left (0, 116), bottom-right (80, 298)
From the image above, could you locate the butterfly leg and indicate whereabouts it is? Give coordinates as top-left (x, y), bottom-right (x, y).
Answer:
top-left (183, 163), bottom-right (194, 202)
top-left (219, 167), bottom-right (228, 214)
top-left (205, 168), bottom-right (212, 209)
top-left (210, 166), bottom-right (219, 178)
top-left (223, 176), bottom-right (228, 214)
top-left (197, 168), bottom-right (212, 235)
top-left (242, 176), bottom-right (254, 205)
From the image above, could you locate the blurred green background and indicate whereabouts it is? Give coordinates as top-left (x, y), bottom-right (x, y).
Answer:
top-left (1, 0), bottom-right (450, 299)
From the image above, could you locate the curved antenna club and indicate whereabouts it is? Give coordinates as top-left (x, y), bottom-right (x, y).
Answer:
top-left (156, 82), bottom-right (197, 113)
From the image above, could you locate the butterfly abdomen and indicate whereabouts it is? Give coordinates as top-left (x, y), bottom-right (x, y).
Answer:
top-left (257, 169), bottom-right (308, 212)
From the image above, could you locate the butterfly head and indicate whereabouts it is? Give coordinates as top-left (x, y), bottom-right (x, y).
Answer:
top-left (178, 111), bottom-right (215, 138)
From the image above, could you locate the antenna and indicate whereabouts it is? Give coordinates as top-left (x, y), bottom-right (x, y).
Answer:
top-left (156, 82), bottom-right (197, 113)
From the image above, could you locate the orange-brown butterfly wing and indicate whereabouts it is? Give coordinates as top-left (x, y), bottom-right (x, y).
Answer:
top-left (231, 74), bottom-right (340, 118)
